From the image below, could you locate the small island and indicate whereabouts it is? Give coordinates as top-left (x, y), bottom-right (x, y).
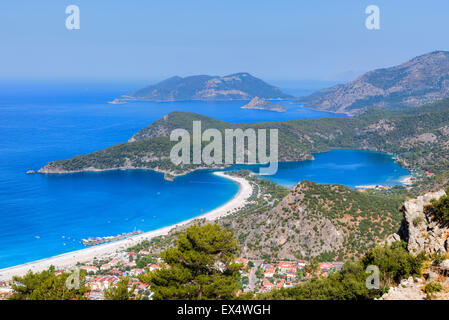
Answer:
top-left (124, 73), bottom-right (293, 102)
top-left (241, 97), bottom-right (287, 112)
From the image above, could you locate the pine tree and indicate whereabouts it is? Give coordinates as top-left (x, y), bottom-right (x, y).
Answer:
top-left (104, 277), bottom-right (137, 300)
top-left (143, 224), bottom-right (243, 300)
top-left (9, 266), bottom-right (88, 300)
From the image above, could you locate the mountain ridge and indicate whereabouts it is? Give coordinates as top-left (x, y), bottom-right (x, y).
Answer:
top-left (297, 51), bottom-right (449, 115)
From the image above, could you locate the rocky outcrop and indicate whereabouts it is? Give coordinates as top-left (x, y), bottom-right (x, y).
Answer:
top-left (391, 190), bottom-right (449, 255)
top-left (377, 277), bottom-right (426, 300)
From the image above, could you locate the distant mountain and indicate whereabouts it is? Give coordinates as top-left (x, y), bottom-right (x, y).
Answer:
top-left (297, 51), bottom-right (449, 115)
top-left (241, 97), bottom-right (287, 112)
top-left (125, 73), bottom-right (293, 101)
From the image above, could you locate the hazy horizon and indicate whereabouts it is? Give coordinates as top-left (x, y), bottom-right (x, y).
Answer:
top-left (1, 1), bottom-right (449, 82)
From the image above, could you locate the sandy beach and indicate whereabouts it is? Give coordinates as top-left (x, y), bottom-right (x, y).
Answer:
top-left (400, 176), bottom-right (414, 186)
top-left (0, 171), bottom-right (252, 281)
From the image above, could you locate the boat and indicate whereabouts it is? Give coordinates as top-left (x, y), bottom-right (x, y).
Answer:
top-left (81, 230), bottom-right (143, 246)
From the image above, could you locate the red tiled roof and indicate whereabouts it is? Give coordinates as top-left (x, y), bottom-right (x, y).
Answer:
top-left (264, 266), bottom-right (275, 273)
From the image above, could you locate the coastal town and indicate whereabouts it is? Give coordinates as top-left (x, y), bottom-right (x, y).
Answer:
top-left (0, 244), bottom-right (342, 300)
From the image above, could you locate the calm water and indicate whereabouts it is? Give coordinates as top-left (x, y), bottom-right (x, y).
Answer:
top-left (0, 82), bottom-right (407, 268)
top-left (228, 149), bottom-right (409, 189)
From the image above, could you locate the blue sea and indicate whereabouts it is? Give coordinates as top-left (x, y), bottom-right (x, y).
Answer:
top-left (0, 82), bottom-right (409, 269)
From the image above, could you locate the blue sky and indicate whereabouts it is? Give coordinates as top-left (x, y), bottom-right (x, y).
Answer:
top-left (1, 0), bottom-right (449, 82)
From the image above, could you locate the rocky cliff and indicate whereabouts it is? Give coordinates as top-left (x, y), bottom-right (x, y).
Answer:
top-left (387, 190), bottom-right (449, 255)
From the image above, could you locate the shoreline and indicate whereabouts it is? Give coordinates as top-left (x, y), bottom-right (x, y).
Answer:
top-left (0, 171), bottom-right (253, 281)
top-left (400, 175), bottom-right (414, 186)
top-left (355, 174), bottom-right (413, 190)
top-left (36, 164), bottom-right (230, 182)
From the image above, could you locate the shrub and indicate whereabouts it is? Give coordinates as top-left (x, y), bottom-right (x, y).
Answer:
top-left (427, 188), bottom-right (449, 224)
top-left (361, 241), bottom-right (424, 286)
top-left (413, 216), bottom-right (424, 227)
top-left (258, 242), bottom-right (423, 300)
top-left (431, 252), bottom-right (447, 266)
top-left (424, 282), bottom-right (442, 294)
